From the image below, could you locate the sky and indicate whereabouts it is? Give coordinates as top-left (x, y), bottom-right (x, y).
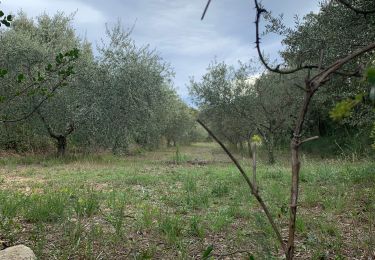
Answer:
top-left (2, 0), bottom-right (320, 104)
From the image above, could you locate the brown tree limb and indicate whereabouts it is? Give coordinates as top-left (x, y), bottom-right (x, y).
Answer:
top-left (311, 42), bottom-right (375, 89)
top-left (36, 109), bottom-right (59, 139)
top-left (284, 41), bottom-right (375, 260)
top-left (254, 0), bottom-right (366, 78)
top-left (197, 119), bottom-right (286, 253)
top-left (0, 81), bottom-right (64, 123)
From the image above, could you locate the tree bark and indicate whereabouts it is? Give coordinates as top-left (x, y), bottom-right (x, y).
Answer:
top-left (197, 119), bottom-right (286, 253)
top-left (252, 143), bottom-right (257, 191)
top-left (56, 135), bottom-right (67, 157)
top-left (286, 89), bottom-right (313, 259)
top-left (36, 110), bottom-right (74, 157)
top-left (247, 140), bottom-right (252, 158)
top-left (239, 141), bottom-right (244, 157)
top-left (266, 137), bottom-right (275, 164)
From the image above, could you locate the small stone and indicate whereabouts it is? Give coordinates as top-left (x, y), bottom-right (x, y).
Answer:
top-left (0, 245), bottom-right (36, 260)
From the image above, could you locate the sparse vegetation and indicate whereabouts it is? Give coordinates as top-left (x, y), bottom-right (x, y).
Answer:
top-left (0, 144), bottom-right (374, 258)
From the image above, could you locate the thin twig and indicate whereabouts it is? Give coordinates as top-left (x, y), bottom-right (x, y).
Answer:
top-left (253, 0), bottom-right (366, 77)
top-left (197, 119), bottom-right (286, 253)
top-left (293, 83), bottom-right (307, 92)
top-left (300, 136), bottom-right (319, 144)
top-left (311, 42), bottom-right (375, 88)
top-left (201, 0), bottom-right (212, 20)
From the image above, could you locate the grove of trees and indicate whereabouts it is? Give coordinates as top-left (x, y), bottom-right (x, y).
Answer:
top-left (0, 12), bottom-right (203, 155)
top-left (1, 1), bottom-right (374, 259)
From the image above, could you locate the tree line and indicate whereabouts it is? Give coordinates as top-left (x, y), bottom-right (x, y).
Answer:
top-left (0, 12), bottom-right (205, 155)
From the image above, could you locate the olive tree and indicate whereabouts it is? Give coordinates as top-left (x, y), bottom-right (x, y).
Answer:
top-left (164, 93), bottom-right (196, 146)
top-left (190, 61), bottom-right (256, 152)
top-left (95, 23), bottom-right (175, 153)
top-left (0, 12), bottom-right (81, 153)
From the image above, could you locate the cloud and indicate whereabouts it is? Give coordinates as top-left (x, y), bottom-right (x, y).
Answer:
top-left (2, 0), bottom-right (105, 25)
top-left (1, 0), bottom-right (321, 103)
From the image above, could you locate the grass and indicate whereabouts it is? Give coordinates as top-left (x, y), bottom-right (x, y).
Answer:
top-left (0, 143), bottom-right (374, 259)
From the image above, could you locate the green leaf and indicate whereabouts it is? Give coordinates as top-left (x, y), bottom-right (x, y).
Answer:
top-left (0, 95), bottom-right (5, 103)
top-left (0, 69), bottom-right (7, 78)
top-left (367, 67), bottom-right (375, 85)
top-left (202, 245), bottom-right (213, 260)
top-left (17, 74), bottom-right (25, 83)
top-left (248, 255), bottom-right (255, 260)
top-left (46, 64), bottom-right (53, 71)
top-left (6, 15), bottom-right (12, 22)
top-left (55, 53), bottom-right (64, 64)
top-left (1, 20), bottom-right (10, 27)
top-left (0, 11), bottom-right (4, 18)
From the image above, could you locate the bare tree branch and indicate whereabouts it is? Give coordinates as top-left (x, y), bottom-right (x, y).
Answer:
top-left (254, 0), bottom-right (365, 78)
top-left (311, 42), bottom-right (375, 89)
top-left (197, 118), bottom-right (286, 253)
top-left (201, 0), bottom-right (212, 20)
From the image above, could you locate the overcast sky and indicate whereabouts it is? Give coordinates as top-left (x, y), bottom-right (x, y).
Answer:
top-left (2, 0), bottom-right (320, 103)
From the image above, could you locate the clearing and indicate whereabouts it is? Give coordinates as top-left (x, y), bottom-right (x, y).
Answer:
top-left (0, 143), bottom-right (374, 259)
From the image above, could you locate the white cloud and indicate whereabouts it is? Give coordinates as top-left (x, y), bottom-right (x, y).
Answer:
top-left (2, 0), bottom-right (105, 25)
top-left (0, 0), bottom-right (321, 103)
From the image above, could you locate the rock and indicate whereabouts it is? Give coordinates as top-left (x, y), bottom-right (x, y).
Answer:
top-left (0, 245), bottom-right (36, 260)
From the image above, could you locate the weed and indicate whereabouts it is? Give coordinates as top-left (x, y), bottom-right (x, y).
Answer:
top-left (172, 145), bottom-right (189, 164)
top-left (184, 191), bottom-right (209, 210)
top-left (0, 145), bottom-right (373, 259)
top-left (188, 216), bottom-right (205, 238)
top-left (211, 181), bottom-right (229, 197)
top-left (72, 189), bottom-right (101, 217)
top-left (210, 212), bottom-right (232, 232)
top-left (295, 217), bottom-right (306, 233)
top-left (138, 204), bottom-right (159, 230)
top-left (24, 192), bottom-right (67, 223)
top-left (183, 176), bottom-right (197, 192)
top-left (158, 214), bottom-right (183, 244)
top-left (106, 203), bottom-right (126, 238)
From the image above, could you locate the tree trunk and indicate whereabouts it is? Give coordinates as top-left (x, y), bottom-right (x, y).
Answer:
top-left (286, 90), bottom-right (313, 259)
top-left (266, 137), bottom-right (275, 164)
top-left (56, 135), bottom-right (67, 157)
top-left (252, 143), bottom-right (257, 191)
top-left (239, 141), bottom-right (244, 157)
